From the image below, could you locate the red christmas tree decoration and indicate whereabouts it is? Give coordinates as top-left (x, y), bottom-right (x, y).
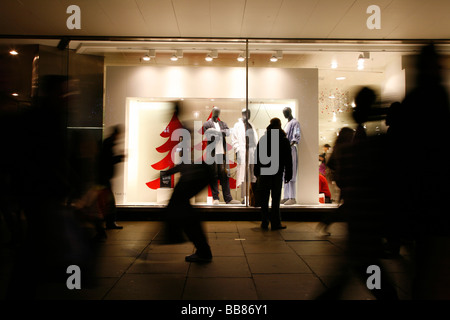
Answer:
top-left (146, 111), bottom-right (183, 189)
top-left (146, 109), bottom-right (237, 195)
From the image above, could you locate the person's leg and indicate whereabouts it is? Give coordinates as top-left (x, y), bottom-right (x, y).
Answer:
top-left (270, 175), bottom-right (284, 229)
top-left (209, 164), bottom-right (220, 200)
top-left (183, 219), bottom-right (212, 261)
top-left (101, 187), bottom-right (122, 229)
top-left (282, 181), bottom-right (290, 203)
top-left (284, 181), bottom-right (297, 205)
top-left (257, 176), bottom-right (271, 229)
top-left (217, 162), bottom-right (233, 203)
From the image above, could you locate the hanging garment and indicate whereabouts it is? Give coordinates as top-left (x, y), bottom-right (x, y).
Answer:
top-left (284, 118), bottom-right (301, 182)
top-left (231, 118), bottom-right (258, 187)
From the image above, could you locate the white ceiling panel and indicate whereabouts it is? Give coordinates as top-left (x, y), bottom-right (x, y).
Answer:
top-left (239, 0), bottom-right (283, 37)
top-left (210, 0), bottom-right (247, 37)
top-left (56, 0), bottom-right (116, 36)
top-left (135, 0), bottom-right (182, 36)
top-left (1, 0), bottom-right (450, 39)
top-left (172, 0), bottom-right (212, 37)
top-left (94, 0), bottom-right (149, 36)
top-left (269, 0), bottom-right (321, 38)
top-left (384, 0), bottom-right (450, 39)
top-left (298, 0), bottom-right (356, 38)
top-left (327, 0), bottom-right (392, 39)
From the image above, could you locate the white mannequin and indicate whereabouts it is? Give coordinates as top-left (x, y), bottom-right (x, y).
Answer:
top-left (231, 109), bottom-right (258, 203)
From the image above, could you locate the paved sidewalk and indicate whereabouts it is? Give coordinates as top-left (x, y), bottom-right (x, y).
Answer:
top-left (0, 220), bottom-right (414, 301)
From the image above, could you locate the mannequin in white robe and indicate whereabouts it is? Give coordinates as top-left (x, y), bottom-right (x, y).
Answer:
top-left (231, 109), bottom-right (258, 203)
top-left (282, 107), bottom-right (301, 205)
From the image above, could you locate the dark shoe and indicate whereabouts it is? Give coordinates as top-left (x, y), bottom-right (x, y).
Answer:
top-left (185, 253), bottom-right (212, 263)
top-left (271, 225), bottom-right (287, 231)
top-left (106, 223), bottom-right (123, 229)
top-left (316, 222), bottom-right (331, 236)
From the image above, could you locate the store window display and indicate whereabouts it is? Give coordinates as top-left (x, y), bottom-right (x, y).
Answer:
top-left (281, 107), bottom-right (301, 205)
top-left (202, 106), bottom-right (240, 205)
top-left (231, 108), bottom-right (258, 204)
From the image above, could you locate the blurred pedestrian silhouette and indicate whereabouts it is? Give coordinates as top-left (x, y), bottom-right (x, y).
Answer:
top-left (254, 118), bottom-right (292, 231)
top-left (316, 87), bottom-right (399, 300)
top-left (97, 125), bottom-right (125, 230)
top-left (0, 92), bottom-right (23, 247)
top-left (316, 127), bottom-right (354, 236)
top-left (398, 44), bottom-right (450, 299)
top-left (162, 103), bottom-right (215, 263)
top-left (6, 75), bottom-right (96, 299)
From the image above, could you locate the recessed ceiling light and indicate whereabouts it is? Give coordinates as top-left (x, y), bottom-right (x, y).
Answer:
top-left (9, 50), bottom-right (18, 55)
top-left (331, 61), bottom-right (338, 69)
top-left (11, 93), bottom-right (18, 96)
top-left (237, 54), bottom-right (245, 62)
top-left (357, 54), bottom-right (365, 70)
top-left (270, 55), bottom-right (278, 62)
top-left (205, 54), bottom-right (213, 62)
top-left (170, 54), bottom-right (178, 61)
top-left (336, 77), bottom-right (346, 80)
top-left (142, 55), bottom-right (150, 62)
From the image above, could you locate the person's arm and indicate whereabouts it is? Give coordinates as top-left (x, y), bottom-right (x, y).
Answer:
top-left (253, 142), bottom-right (260, 178)
top-left (220, 121), bottom-right (230, 136)
top-left (230, 123), bottom-right (240, 151)
top-left (290, 120), bottom-right (301, 146)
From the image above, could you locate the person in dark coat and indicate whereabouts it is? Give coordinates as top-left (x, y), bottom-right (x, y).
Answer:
top-left (162, 104), bottom-right (216, 263)
top-left (397, 44), bottom-right (450, 299)
top-left (254, 118), bottom-right (292, 230)
top-left (97, 125), bottom-right (125, 229)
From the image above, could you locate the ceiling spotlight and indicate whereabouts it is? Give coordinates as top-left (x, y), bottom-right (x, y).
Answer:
top-left (331, 61), bottom-right (338, 69)
top-left (11, 93), bottom-right (18, 97)
top-left (237, 53), bottom-right (245, 62)
top-left (357, 56), bottom-right (364, 70)
top-left (336, 76), bottom-right (346, 80)
top-left (205, 50), bottom-right (218, 61)
top-left (9, 50), bottom-right (18, 55)
top-left (172, 49), bottom-right (183, 61)
top-left (142, 49), bottom-right (156, 62)
top-left (357, 52), bottom-right (370, 70)
top-left (270, 50), bottom-right (283, 62)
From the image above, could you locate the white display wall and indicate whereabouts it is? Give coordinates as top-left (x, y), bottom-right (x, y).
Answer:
top-left (104, 65), bottom-right (319, 205)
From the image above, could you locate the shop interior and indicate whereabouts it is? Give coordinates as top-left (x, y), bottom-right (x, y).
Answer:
top-left (1, 38), bottom-right (450, 209)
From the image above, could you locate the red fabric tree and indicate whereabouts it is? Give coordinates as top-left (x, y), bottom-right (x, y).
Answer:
top-left (145, 109), bottom-right (237, 195)
top-left (146, 111), bottom-right (183, 189)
